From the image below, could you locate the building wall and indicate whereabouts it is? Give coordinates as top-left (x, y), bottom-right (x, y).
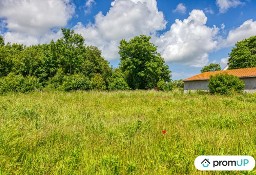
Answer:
top-left (184, 80), bottom-right (209, 91)
top-left (242, 77), bottom-right (256, 92)
top-left (242, 77), bottom-right (256, 90)
top-left (184, 77), bottom-right (256, 93)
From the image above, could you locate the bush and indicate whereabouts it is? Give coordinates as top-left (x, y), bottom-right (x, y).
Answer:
top-left (0, 73), bottom-right (41, 94)
top-left (157, 80), bottom-right (173, 91)
top-left (172, 80), bottom-right (184, 89)
top-left (208, 73), bottom-right (245, 95)
top-left (108, 69), bottom-right (129, 90)
top-left (46, 69), bottom-right (64, 89)
top-left (91, 74), bottom-right (106, 90)
top-left (61, 74), bottom-right (92, 91)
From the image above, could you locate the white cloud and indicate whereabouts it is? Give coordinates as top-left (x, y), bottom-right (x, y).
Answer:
top-left (4, 32), bottom-right (39, 46)
top-left (4, 30), bottom-right (63, 45)
top-left (0, 0), bottom-right (74, 38)
top-left (224, 19), bottom-right (256, 47)
top-left (0, 0), bottom-right (74, 45)
top-left (85, 0), bottom-right (96, 14)
top-left (155, 10), bottom-right (219, 67)
top-left (74, 0), bottom-right (166, 59)
top-left (204, 7), bottom-right (214, 14)
top-left (173, 3), bottom-right (186, 14)
top-left (216, 0), bottom-right (243, 13)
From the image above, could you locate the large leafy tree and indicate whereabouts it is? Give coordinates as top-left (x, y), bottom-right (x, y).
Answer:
top-left (228, 35), bottom-right (256, 69)
top-left (55, 28), bottom-right (86, 75)
top-left (201, 63), bottom-right (221, 73)
top-left (119, 35), bottom-right (171, 89)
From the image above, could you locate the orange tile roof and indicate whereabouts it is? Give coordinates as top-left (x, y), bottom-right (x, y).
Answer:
top-left (184, 67), bottom-right (256, 81)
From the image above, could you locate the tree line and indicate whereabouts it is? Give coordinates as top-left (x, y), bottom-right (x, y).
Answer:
top-left (1, 28), bottom-right (255, 94)
top-left (201, 35), bottom-right (256, 73)
top-left (0, 29), bottom-right (177, 94)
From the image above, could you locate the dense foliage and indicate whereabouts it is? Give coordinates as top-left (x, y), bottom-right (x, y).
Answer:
top-left (208, 73), bottom-right (245, 95)
top-left (0, 29), bottom-right (111, 93)
top-left (119, 35), bottom-right (171, 90)
top-left (0, 31), bottom-right (173, 93)
top-left (228, 35), bottom-right (256, 69)
top-left (201, 63), bottom-right (221, 73)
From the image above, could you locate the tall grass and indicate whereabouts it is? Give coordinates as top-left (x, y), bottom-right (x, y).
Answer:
top-left (0, 91), bottom-right (256, 174)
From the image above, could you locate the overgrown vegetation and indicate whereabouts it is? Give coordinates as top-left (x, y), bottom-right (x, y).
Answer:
top-left (0, 91), bottom-right (255, 174)
top-left (208, 73), bottom-right (245, 95)
top-left (0, 31), bottom-right (172, 93)
top-left (228, 35), bottom-right (256, 69)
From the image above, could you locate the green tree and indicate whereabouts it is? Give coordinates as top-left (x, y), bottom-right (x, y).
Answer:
top-left (55, 28), bottom-right (86, 75)
top-left (228, 35), bottom-right (256, 69)
top-left (0, 47), bottom-right (13, 77)
top-left (201, 63), bottom-right (221, 73)
top-left (82, 46), bottom-right (111, 80)
top-left (0, 43), bottom-right (24, 77)
top-left (119, 35), bottom-right (171, 89)
top-left (208, 73), bottom-right (245, 95)
top-left (0, 35), bottom-right (4, 46)
top-left (0, 28), bottom-right (113, 92)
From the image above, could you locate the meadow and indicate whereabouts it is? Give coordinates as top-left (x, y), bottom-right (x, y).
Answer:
top-left (0, 90), bottom-right (256, 174)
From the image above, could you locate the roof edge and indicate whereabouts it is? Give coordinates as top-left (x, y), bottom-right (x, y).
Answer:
top-left (183, 75), bottom-right (256, 82)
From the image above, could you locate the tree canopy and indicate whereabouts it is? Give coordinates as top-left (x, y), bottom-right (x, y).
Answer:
top-left (228, 35), bottom-right (256, 69)
top-left (0, 31), bottom-right (174, 93)
top-left (201, 63), bottom-right (221, 73)
top-left (0, 29), bottom-right (113, 93)
top-left (119, 35), bottom-right (171, 89)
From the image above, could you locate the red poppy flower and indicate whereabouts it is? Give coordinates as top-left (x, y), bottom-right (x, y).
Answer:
top-left (162, 130), bottom-right (167, 134)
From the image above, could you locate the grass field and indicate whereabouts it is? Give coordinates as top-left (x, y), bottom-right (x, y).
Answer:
top-left (0, 90), bottom-right (256, 174)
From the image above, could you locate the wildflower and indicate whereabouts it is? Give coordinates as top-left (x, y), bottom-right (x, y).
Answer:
top-left (162, 130), bottom-right (167, 134)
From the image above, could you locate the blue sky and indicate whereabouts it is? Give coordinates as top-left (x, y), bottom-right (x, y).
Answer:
top-left (0, 0), bottom-right (256, 80)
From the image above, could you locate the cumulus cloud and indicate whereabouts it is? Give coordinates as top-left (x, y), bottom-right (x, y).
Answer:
top-left (216, 0), bottom-right (243, 13)
top-left (1, 0), bottom-right (253, 70)
top-left (0, 0), bottom-right (74, 45)
top-left (155, 10), bottom-right (219, 67)
top-left (85, 0), bottom-right (96, 14)
top-left (173, 3), bottom-right (186, 14)
top-left (74, 0), bottom-right (166, 59)
top-left (225, 19), bottom-right (256, 46)
top-left (4, 30), bottom-right (63, 45)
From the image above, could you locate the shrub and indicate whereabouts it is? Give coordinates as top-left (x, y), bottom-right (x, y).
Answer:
top-left (108, 69), bottom-right (129, 90)
top-left (0, 73), bottom-right (41, 94)
top-left (157, 80), bottom-right (173, 91)
top-left (46, 69), bottom-right (65, 89)
top-left (172, 79), bottom-right (184, 89)
top-left (91, 73), bottom-right (106, 90)
top-left (208, 73), bottom-right (245, 95)
top-left (61, 74), bottom-right (92, 91)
